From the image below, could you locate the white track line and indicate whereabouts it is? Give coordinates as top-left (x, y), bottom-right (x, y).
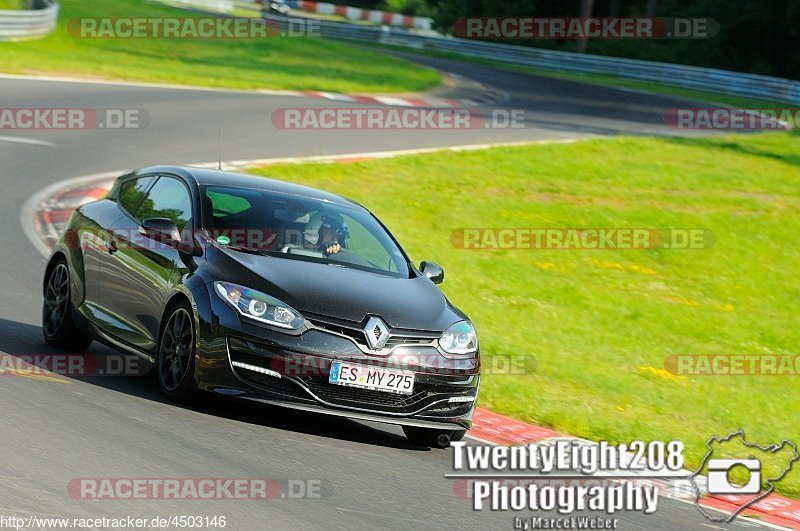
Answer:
top-left (0, 73), bottom-right (303, 97)
top-left (0, 72), bottom-right (504, 110)
top-left (373, 96), bottom-right (415, 107)
top-left (0, 135), bottom-right (55, 147)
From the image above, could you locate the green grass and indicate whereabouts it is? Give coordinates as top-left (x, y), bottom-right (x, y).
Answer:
top-left (247, 131), bottom-right (800, 497)
top-left (0, 0), bottom-right (440, 92)
top-left (0, 0), bottom-right (22, 9)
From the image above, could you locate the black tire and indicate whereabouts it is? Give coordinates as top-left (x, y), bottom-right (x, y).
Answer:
top-left (42, 259), bottom-right (92, 352)
top-left (156, 301), bottom-right (198, 403)
top-left (402, 426), bottom-right (467, 448)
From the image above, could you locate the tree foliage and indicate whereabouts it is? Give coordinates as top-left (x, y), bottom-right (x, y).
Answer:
top-left (393, 0), bottom-right (799, 78)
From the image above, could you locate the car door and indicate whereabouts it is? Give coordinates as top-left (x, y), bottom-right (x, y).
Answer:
top-left (80, 174), bottom-right (156, 336)
top-left (103, 175), bottom-right (194, 352)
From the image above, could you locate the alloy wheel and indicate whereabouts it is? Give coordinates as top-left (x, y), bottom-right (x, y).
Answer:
top-left (158, 307), bottom-right (194, 392)
top-left (43, 263), bottom-right (69, 337)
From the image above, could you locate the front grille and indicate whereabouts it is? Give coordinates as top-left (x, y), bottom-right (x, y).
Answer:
top-left (228, 337), bottom-right (477, 415)
top-left (297, 374), bottom-right (475, 414)
top-left (306, 315), bottom-right (438, 354)
top-left (422, 401), bottom-right (475, 416)
top-left (309, 319), bottom-right (368, 344)
top-left (383, 336), bottom-right (434, 349)
top-left (301, 376), bottom-right (422, 408)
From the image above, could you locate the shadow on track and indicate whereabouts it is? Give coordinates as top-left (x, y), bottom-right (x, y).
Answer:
top-left (0, 317), bottom-right (430, 452)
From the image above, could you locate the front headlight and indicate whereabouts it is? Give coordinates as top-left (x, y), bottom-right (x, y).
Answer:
top-left (214, 281), bottom-right (305, 330)
top-left (439, 321), bottom-right (478, 358)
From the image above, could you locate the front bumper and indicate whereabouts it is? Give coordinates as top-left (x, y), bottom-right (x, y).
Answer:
top-left (195, 283), bottom-right (480, 430)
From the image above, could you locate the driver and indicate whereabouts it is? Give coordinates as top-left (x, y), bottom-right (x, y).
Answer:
top-left (281, 212), bottom-right (348, 255)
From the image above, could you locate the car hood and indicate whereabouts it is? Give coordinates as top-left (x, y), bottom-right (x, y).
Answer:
top-left (204, 247), bottom-right (466, 331)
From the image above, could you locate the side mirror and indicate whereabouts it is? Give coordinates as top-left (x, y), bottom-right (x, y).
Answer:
top-left (420, 261), bottom-right (444, 284)
top-left (140, 218), bottom-right (181, 247)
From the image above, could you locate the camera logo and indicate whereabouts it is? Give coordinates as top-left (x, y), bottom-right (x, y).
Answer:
top-left (707, 459), bottom-right (761, 494)
top-left (690, 430), bottom-right (798, 523)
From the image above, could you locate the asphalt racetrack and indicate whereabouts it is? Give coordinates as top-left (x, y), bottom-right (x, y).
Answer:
top-left (0, 56), bottom-right (768, 530)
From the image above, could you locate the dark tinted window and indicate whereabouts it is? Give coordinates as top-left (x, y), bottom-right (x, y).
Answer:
top-left (201, 185), bottom-right (409, 277)
top-left (118, 176), bottom-right (155, 216)
top-left (136, 177), bottom-right (193, 230)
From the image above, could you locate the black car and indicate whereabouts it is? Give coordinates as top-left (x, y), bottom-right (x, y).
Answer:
top-left (42, 166), bottom-right (480, 447)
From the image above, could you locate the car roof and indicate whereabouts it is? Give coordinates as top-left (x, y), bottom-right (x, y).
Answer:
top-left (129, 165), bottom-right (366, 211)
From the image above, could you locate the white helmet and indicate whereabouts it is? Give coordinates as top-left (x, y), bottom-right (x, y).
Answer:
top-left (303, 213), bottom-right (324, 245)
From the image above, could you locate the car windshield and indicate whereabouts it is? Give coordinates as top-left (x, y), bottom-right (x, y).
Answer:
top-left (201, 185), bottom-right (411, 278)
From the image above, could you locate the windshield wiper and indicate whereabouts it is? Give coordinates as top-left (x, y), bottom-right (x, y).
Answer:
top-left (222, 245), bottom-right (273, 256)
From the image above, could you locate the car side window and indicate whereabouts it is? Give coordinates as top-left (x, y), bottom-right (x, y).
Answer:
top-left (135, 176), bottom-right (193, 230)
top-left (118, 176), bottom-right (156, 217)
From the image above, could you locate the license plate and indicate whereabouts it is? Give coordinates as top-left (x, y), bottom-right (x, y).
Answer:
top-left (329, 361), bottom-right (414, 395)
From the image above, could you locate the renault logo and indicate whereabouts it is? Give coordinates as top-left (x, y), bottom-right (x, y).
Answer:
top-left (364, 316), bottom-right (390, 350)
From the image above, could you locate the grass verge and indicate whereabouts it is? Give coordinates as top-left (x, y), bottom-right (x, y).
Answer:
top-left (248, 131), bottom-right (800, 497)
top-left (0, 0), bottom-right (440, 92)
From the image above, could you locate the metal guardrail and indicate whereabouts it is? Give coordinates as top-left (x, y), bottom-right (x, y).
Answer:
top-left (155, 0), bottom-right (800, 105)
top-left (0, 0), bottom-right (58, 41)
top-left (176, 0), bottom-right (433, 29)
top-left (260, 13), bottom-right (800, 105)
